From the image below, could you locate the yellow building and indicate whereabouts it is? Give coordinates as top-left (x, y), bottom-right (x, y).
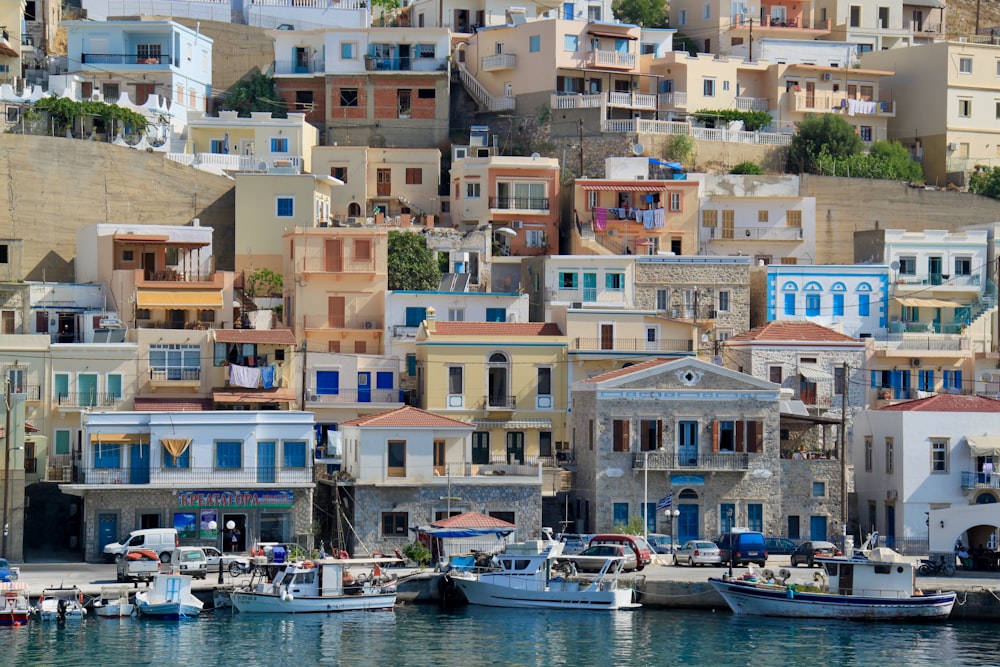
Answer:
top-left (185, 111), bottom-right (319, 174)
top-left (415, 313), bottom-right (569, 463)
top-left (282, 225), bottom-right (388, 355)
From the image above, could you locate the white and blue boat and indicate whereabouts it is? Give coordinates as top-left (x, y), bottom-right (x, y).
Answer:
top-left (135, 574), bottom-right (203, 619)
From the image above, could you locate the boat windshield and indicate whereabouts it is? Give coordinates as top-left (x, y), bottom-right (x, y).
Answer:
top-left (291, 571), bottom-right (315, 585)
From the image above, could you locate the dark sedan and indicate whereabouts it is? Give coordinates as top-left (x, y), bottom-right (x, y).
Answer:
top-left (764, 537), bottom-right (799, 555)
top-left (790, 541), bottom-right (841, 567)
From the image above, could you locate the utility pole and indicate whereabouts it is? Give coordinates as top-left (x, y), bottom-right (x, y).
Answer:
top-left (299, 341), bottom-right (308, 411)
top-left (976, 0), bottom-right (981, 36)
top-left (748, 18), bottom-right (754, 62)
top-left (578, 118), bottom-right (584, 177)
top-left (840, 362), bottom-right (848, 552)
top-left (2, 380), bottom-right (11, 559)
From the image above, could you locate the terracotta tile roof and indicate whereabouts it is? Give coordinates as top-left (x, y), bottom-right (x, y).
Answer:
top-left (134, 397), bottom-right (212, 411)
top-left (878, 394), bottom-right (1000, 412)
top-left (431, 322), bottom-right (563, 336)
top-left (214, 329), bottom-right (296, 345)
top-left (340, 406), bottom-right (473, 428)
top-left (582, 357), bottom-right (678, 383)
top-left (432, 511), bottom-right (516, 529)
top-left (726, 321), bottom-right (859, 343)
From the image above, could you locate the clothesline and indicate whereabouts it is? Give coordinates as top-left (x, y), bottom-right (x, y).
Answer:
top-left (593, 207), bottom-right (666, 230)
top-left (229, 363), bottom-right (278, 389)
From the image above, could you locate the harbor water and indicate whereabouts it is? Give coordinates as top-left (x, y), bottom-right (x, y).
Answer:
top-left (7, 605), bottom-right (1000, 666)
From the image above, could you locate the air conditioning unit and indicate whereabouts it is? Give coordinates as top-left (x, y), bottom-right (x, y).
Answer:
top-left (571, 302), bottom-right (583, 309)
top-left (823, 72), bottom-right (832, 81)
top-left (948, 142), bottom-right (960, 151)
top-left (364, 321), bottom-right (375, 329)
top-left (91, 91), bottom-right (103, 102)
top-left (911, 358), bottom-right (922, 368)
top-left (511, 220), bottom-right (523, 229)
top-left (886, 489), bottom-right (898, 500)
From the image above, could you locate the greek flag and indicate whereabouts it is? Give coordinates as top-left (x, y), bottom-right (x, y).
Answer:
top-left (656, 492), bottom-right (673, 511)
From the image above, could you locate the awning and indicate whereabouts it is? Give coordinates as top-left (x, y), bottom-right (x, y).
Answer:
top-left (136, 290), bottom-right (223, 309)
top-left (213, 388), bottom-right (297, 404)
top-left (587, 29), bottom-right (638, 40)
top-left (967, 435), bottom-right (1000, 456)
top-left (894, 297), bottom-right (965, 308)
top-left (907, 0), bottom-right (943, 7)
top-left (472, 419), bottom-right (553, 429)
top-left (798, 365), bottom-right (833, 383)
top-left (89, 433), bottom-right (146, 444)
top-left (580, 184), bottom-right (669, 192)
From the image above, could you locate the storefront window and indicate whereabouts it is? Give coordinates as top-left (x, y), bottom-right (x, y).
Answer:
top-left (260, 513), bottom-right (290, 543)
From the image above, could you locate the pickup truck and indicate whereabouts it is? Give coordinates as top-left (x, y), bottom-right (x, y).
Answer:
top-left (116, 548), bottom-right (161, 582)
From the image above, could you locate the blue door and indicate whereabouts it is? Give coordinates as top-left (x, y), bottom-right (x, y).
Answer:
top-left (405, 307), bottom-right (427, 328)
top-left (643, 502), bottom-right (656, 535)
top-left (583, 273), bottom-right (597, 302)
top-left (258, 441), bottom-right (276, 483)
top-left (613, 502), bottom-right (629, 527)
top-left (677, 504), bottom-right (698, 544)
top-left (886, 505), bottom-right (895, 548)
top-left (128, 444), bottom-right (150, 484)
top-left (563, 2), bottom-right (575, 19)
top-left (810, 515), bottom-right (828, 541)
top-left (98, 513), bottom-right (117, 557)
top-left (678, 421), bottom-right (698, 466)
top-left (357, 372), bottom-right (371, 402)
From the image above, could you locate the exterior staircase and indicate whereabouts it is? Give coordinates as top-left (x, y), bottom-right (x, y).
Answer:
top-left (455, 61), bottom-right (515, 112)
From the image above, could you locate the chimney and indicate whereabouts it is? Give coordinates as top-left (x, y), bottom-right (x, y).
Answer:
top-left (426, 306), bottom-right (437, 333)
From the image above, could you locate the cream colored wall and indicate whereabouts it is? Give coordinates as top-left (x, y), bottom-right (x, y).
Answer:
top-left (133, 328), bottom-right (213, 398)
top-left (235, 174), bottom-right (327, 273)
top-left (367, 148), bottom-right (442, 214)
top-left (670, 0), bottom-right (723, 52)
top-left (450, 158), bottom-right (491, 223)
top-left (466, 21), bottom-right (558, 97)
top-left (312, 145), bottom-right (368, 213)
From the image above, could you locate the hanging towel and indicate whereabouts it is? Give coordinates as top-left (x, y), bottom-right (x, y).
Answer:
top-left (261, 365), bottom-right (276, 389)
top-left (229, 364), bottom-right (261, 388)
top-left (653, 208), bottom-right (666, 229)
top-left (641, 209), bottom-right (656, 229)
top-left (594, 207), bottom-right (608, 231)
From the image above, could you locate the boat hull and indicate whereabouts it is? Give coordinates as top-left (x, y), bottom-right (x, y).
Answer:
top-left (452, 578), bottom-right (639, 611)
top-left (230, 591), bottom-right (396, 614)
top-left (135, 601), bottom-right (202, 619)
top-left (94, 603), bottom-right (135, 618)
top-left (708, 578), bottom-right (956, 620)
top-left (0, 610), bottom-right (30, 625)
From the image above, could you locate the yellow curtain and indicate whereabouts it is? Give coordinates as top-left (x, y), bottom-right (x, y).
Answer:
top-left (161, 438), bottom-right (192, 465)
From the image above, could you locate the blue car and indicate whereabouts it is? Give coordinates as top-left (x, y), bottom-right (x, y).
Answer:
top-left (0, 558), bottom-right (13, 582)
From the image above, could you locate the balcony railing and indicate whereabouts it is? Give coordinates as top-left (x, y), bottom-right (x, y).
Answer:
top-left (12, 385), bottom-right (41, 401)
top-left (165, 153), bottom-right (304, 174)
top-left (571, 337), bottom-right (693, 352)
top-left (632, 451), bottom-right (754, 471)
top-left (482, 394), bottom-right (516, 410)
top-left (481, 53), bottom-right (516, 71)
top-left (793, 93), bottom-right (895, 116)
top-left (81, 53), bottom-right (171, 66)
top-left (273, 58), bottom-right (325, 75)
top-left (870, 334), bottom-right (969, 351)
top-left (607, 91), bottom-right (658, 110)
top-left (735, 96), bottom-right (769, 111)
top-left (364, 55), bottom-right (448, 72)
top-left (307, 388), bottom-right (403, 404)
top-left (488, 196), bottom-right (550, 211)
top-left (299, 257), bottom-right (377, 274)
top-left (706, 226), bottom-right (804, 241)
top-left (601, 119), bottom-right (794, 145)
top-left (588, 50), bottom-right (636, 69)
top-left (658, 91), bottom-right (687, 108)
top-left (962, 470), bottom-right (1000, 489)
top-left (149, 368), bottom-right (201, 381)
top-left (392, 325), bottom-right (419, 338)
top-left (54, 392), bottom-right (121, 408)
top-left (894, 274), bottom-right (981, 289)
top-left (550, 93), bottom-right (602, 109)
top-left (76, 466), bottom-right (314, 486)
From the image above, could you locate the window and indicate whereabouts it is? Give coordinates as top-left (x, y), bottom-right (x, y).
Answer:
top-left (812, 482), bottom-right (826, 497)
top-left (898, 257), bottom-right (916, 275)
top-left (679, 9), bottom-right (686, 25)
top-left (418, 89), bottom-right (435, 99)
top-left (656, 289), bottom-right (667, 310)
top-left (276, 197), bottom-right (294, 217)
top-left (955, 257), bottom-right (972, 276)
top-left (405, 168), bottom-right (422, 185)
top-left (283, 441), bottom-right (307, 468)
top-left (702, 210), bottom-right (717, 227)
top-left (55, 429), bottom-right (71, 456)
top-left (768, 366), bottom-right (783, 385)
top-left (340, 42), bottom-right (356, 59)
top-left (943, 369), bottom-right (963, 392)
top-left (858, 293), bottom-right (870, 317)
top-left (605, 273), bottom-right (625, 290)
top-left (612, 419), bottom-right (630, 452)
top-left (703, 3), bottom-right (711, 19)
top-left (270, 137), bottom-right (288, 153)
top-left (382, 511), bottom-right (408, 537)
top-left (294, 90), bottom-right (313, 111)
top-left (331, 166), bottom-right (348, 183)
top-left (859, 126), bottom-right (872, 142)
top-left (849, 5), bottom-right (860, 27)
top-left (530, 35), bottom-right (540, 52)
top-left (669, 192), bottom-right (681, 211)
top-left (387, 440), bottom-right (406, 477)
top-left (340, 88), bottom-right (358, 107)
top-left (833, 293), bottom-right (844, 316)
top-left (537, 367), bottom-right (552, 396)
top-left (94, 443), bottom-right (121, 469)
top-left (834, 366), bottom-right (845, 395)
top-left (107, 374), bottom-right (122, 400)
top-left (526, 230), bottom-right (546, 248)
top-left (959, 98), bottom-right (972, 118)
top-left (758, 210), bottom-right (769, 223)
top-left (587, 191), bottom-right (598, 209)
top-left (136, 43), bottom-right (161, 61)
top-left (885, 437), bottom-right (894, 474)
top-left (559, 272), bottom-right (578, 289)
top-left (806, 294), bottom-right (820, 316)
top-left (162, 443), bottom-right (190, 469)
top-left (718, 291), bottom-right (730, 312)
top-left (216, 441), bottom-right (242, 469)
top-left (784, 293), bottom-right (795, 315)
top-left (996, 101), bottom-right (1000, 120)
top-left (448, 307), bottom-right (465, 321)
top-left (786, 210), bottom-right (802, 227)
top-left (564, 35), bottom-right (578, 52)
top-left (122, 249), bottom-right (134, 262)
top-left (149, 344), bottom-right (200, 381)
top-left (397, 89), bottom-right (411, 118)
top-left (466, 182), bottom-right (481, 198)
top-left (703, 78), bottom-right (716, 97)
top-left (485, 308), bottom-right (506, 322)
top-left (864, 436), bottom-right (872, 472)
top-left (448, 366), bottom-right (463, 394)
top-left (918, 369), bottom-right (935, 392)
top-left (931, 439), bottom-right (948, 473)
top-left (960, 57), bottom-right (973, 74)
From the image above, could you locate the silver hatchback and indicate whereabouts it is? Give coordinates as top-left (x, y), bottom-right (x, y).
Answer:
top-left (673, 540), bottom-right (723, 567)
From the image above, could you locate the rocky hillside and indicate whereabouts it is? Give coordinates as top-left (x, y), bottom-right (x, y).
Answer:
top-left (947, 0), bottom-right (1000, 37)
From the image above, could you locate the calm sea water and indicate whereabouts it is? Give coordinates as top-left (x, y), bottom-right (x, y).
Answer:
top-left (6, 605), bottom-right (998, 666)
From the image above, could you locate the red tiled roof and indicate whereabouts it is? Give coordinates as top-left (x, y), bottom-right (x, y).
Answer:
top-left (582, 357), bottom-right (678, 383)
top-left (431, 511), bottom-right (516, 529)
top-left (727, 321), bottom-right (859, 343)
top-left (878, 394), bottom-right (1000, 412)
top-left (214, 329), bottom-right (296, 345)
top-left (134, 397), bottom-right (212, 412)
top-left (340, 406), bottom-right (473, 428)
top-left (431, 322), bottom-right (562, 336)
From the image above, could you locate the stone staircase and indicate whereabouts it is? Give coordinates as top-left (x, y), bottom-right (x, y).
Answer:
top-left (455, 61), bottom-right (515, 112)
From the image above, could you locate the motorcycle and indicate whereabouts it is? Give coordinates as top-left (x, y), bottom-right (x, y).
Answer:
top-left (917, 554), bottom-right (956, 576)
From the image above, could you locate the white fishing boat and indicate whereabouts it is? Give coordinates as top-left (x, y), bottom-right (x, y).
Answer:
top-left (0, 582), bottom-right (31, 626)
top-left (446, 539), bottom-right (640, 611)
top-left (230, 559), bottom-right (396, 613)
top-left (708, 547), bottom-right (956, 620)
top-left (135, 574), bottom-right (203, 619)
top-left (35, 586), bottom-right (87, 621)
top-left (93, 587), bottom-right (134, 618)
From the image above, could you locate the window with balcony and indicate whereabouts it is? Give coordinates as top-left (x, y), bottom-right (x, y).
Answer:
top-left (786, 210), bottom-right (802, 227)
top-left (54, 373), bottom-right (68, 401)
top-left (216, 441), bottom-right (242, 469)
top-left (162, 442), bottom-right (190, 469)
top-left (107, 374), bottom-right (122, 400)
top-left (959, 57), bottom-right (973, 74)
top-left (276, 197), bottom-right (294, 217)
top-left (387, 440), bottom-right (406, 477)
top-left (137, 43), bottom-right (162, 62)
top-left (55, 429), bottom-right (71, 456)
top-left (702, 210), bottom-right (717, 227)
top-left (283, 441), bottom-right (307, 468)
top-left (496, 181), bottom-right (546, 210)
top-left (605, 273), bottom-right (625, 290)
top-left (931, 438), bottom-right (949, 473)
top-left (340, 88), bottom-right (358, 107)
top-left (805, 294), bottom-right (820, 316)
top-left (487, 352), bottom-right (511, 408)
top-left (612, 419), bottom-right (630, 452)
top-left (150, 344), bottom-right (200, 381)
top-left (955, 257), bottom-right (972, 276)
top-left (382, 511), bottom-right (408, 537)
top-left (918, 369), bottom-right (935, 392)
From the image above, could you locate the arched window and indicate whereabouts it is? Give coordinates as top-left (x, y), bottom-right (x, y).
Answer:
top-left (678, 489), bottom-right (699, 500)
top-left (487, 352), bottom-right (511, 409)
top-left (781, 281), bottom-right (799, 292)
top-left (803, 281), bottom-right (822, 292)
top-left (348, 201), bottom-right (362, 217)
top-left (831, 282), bottom-right (847, 292)
top-left (976, 493), bottom-right (997, 504)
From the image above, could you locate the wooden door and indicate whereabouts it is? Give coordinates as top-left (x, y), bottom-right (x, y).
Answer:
top-left (328, 296), bottom-right (345, 328)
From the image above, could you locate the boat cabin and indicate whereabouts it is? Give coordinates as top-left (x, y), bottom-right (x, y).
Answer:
top-left (820, 551), bottom-right (915, 599)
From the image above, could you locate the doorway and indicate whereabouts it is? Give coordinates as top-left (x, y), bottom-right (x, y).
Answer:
top-left (222, 513), bottom-right (248, 552)
top-left (677, 504), bottom-right (699, 544)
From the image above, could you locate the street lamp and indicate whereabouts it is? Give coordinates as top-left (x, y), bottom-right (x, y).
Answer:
top-left (727, 508), bottom-right (735, 577)
top-left (208, 520), bottom-right (223, 584)
top-left (664, 508), bottom-right (680, 552)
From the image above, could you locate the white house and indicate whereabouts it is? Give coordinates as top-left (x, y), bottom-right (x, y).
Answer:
top-left (767, 264), bottom-right (891, 338)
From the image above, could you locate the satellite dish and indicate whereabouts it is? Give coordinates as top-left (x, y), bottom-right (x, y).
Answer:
top-left (631, 143), bottom-right (645, 155)
top-left (530, 152), bottom-right (540, 159)
top-left (982, 372), bottom-right (993, 382)
top-left (890, 260), bottom-right (900, 271)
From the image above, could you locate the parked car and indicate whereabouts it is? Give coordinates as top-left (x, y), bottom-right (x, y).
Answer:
top-left (715, 531), bottom-right (768, 567)
top-left (790, 541), bottom-right (842, 567)
top-left (558, 533), bottom-right (591, 556)
top-left (569, 544), bottom-right (638, 572)
top-left (201, 546), bottom-right (250, 571)
top-left (588, 534), bottom-right (652, 570)
top-left (0, 558), bottom-right (14, 582)
top-left (673, 540), bottom-right (723, 567)
top-left (764, 537), bottom-right (799, 555)
top-left (103, 528), bottom-right (179, 562)
top-left (647, 534), bottom-right (676, 554)
top-left (168, 546), bottom-right (209, 579)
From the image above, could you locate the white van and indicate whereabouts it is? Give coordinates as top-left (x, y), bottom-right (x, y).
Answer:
top-left (103, 528), bottom-right (178, 561)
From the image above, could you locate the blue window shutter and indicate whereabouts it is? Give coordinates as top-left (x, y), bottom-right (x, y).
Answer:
top-left (376, 371), bottom-right (393, 389)
top-left (316, 370), bottom-right (340, 395)
top-left (407, 354), bottom-right (417, 377)
top-left (870, 371), bottom-right (877, 388)
top-left (405, 307), bottom-right (427, 328)
top-left (486, 308), bottom-right (505, 322)
top-left (943, 370), bottom-right (952, 388)
top-left (954, 370), bottom-right (962, 390)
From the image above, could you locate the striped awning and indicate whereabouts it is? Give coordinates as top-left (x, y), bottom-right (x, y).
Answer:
top-left (798, 365), bottom-right (833, 383)
top-left (894, 297), bottom-right (964, 308)
top-left (473, 419), bottom-right (553, 429)
top-left (580, 184), bottom-right (669, 191)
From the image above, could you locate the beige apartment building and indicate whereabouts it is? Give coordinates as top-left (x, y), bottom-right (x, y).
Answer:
top-left (862, 41), bottom-right (998, 187)
top-left (184, 111), bottom-right (319, 174)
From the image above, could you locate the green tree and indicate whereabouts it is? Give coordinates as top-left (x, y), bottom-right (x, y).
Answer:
top-left (969, 167), bottom-right (1000, 199)
top-left (730, 161), bottom-right (762, 175)
top-left (613, 516), bottom-right (647, 535)
top-left (246, 267), bottom-right (283, 298)
top-left (387, 230), bottom-right (441, 291)
top-left (867, 140), bottom-right (923, 181)
top-left (222, 71), bottom-right (287, 118)
top-left (612, 0), bottom-right (667, 27)
top-left (786, 114), bottom-right (862, 173)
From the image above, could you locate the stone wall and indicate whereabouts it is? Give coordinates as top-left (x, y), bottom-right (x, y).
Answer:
top-left (779, 459), bottom-right (844, 541)
top-left (634, 260), bottom-right (752, 338)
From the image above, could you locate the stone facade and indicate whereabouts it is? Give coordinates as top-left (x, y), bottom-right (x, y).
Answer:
top-left (779, 458), bottom-right (845, 541)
